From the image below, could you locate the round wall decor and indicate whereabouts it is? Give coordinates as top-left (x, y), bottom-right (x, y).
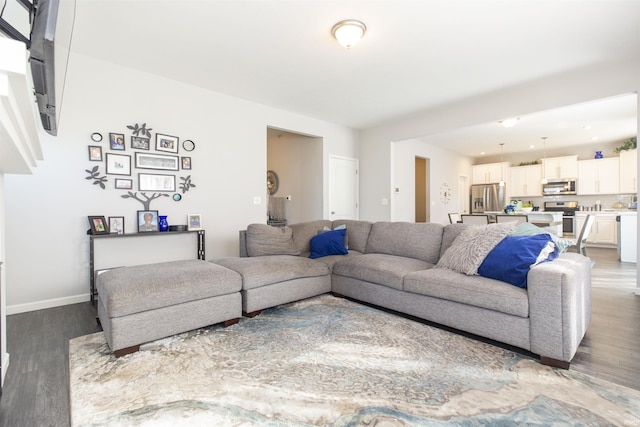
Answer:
top-left (182, 140), bottom-right (195, 151)
top-left (267, 170), bottom-right (279, 195)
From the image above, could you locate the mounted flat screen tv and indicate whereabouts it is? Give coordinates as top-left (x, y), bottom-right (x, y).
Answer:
top-left (29, 0), bottom-right (59, 136)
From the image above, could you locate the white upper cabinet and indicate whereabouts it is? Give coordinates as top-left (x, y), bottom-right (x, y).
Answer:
top-left (542, 155), bottom-right (578, 180)
top-left (577, 157), bottom-right (620, 195)
top-left (472, 162), bottom-right (510, 184)
top-left (619, 149), bottom-right (637, 194)
top-left (509, 164), bottom-right (542, 197)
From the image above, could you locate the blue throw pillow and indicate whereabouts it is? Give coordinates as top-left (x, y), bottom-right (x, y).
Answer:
top-left (309, 229), bottom-right (348, 259)
top-left (478, 234), bottom-right (559, 288)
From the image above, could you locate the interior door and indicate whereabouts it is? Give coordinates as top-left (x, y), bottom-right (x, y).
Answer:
top-left (329, 156), bottom-right (359, 220)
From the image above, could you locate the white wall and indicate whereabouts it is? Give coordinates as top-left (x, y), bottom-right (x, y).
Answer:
top-left (360, 59), bottom-right (640, 222)
top-left (391, 140), bottom-right (473, 224)
top-left (4, 53), bottom-right (358, 313)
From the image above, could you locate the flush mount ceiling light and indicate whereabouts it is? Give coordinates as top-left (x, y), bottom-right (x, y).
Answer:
top-left (331, 20), bottom-right (366, 49)
top-left (500, 117), bottom-right (519, 128)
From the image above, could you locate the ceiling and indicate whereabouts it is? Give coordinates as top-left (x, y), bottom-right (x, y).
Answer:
top-left (63, 1), bottom-right (638, 156)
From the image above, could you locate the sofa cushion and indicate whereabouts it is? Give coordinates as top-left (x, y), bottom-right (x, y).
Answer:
top-left (246, 224), bottom-right (300, 257)
top-left (331, 220), bottom-right (373, 253)
top-left (436, 222), bottom-right (515, 275)
top-left (289, 220), bottom-right (333, 254)
top-left (211, 256), bottom-right (330, 290)
top-left (403, 267), bottom-right (529, 318)
top-left (309, 229), bottom-right (349, 259)
top-left (364, 222), bottom-right (444, 263)
top-left (478, 234), bottom-right (559, 288)
top-left (312, 250), bottom-right (363, 271)
top-left (332, 253), bottom-right (433, 291)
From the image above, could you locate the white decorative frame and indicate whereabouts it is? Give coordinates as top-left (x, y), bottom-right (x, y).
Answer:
top-left (187, 213), bottom-right (202, 230)
top-left (105, 153), bottom-right (131, 176)
top-left (138, 173), bottom-right (176, 192)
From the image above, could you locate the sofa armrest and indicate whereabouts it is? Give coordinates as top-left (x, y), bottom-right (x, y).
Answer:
top-left (527, 252), bottom-right (592, 363)
top-left (239, 230), bottom-right (248, 257)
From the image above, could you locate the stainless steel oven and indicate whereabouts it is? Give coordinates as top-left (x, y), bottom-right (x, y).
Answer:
top-left (542, 179), bottom-right (577, 196)
top-left (544, 201), bottom-right (579, 236)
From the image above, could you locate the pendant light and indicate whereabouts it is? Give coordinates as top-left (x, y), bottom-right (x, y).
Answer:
top-left (540, 137), bottom-right (548, 184)
top-left (499, 143), bottom-right (505, 187)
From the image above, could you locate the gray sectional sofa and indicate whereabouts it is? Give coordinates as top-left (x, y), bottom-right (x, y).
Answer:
top-left (211, 219), bottom-right (592, 368)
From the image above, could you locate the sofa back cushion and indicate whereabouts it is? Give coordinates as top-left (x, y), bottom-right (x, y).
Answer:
top-left (288, 220), bottom-right (333, 254)
top-left (331, 220), bottom-right (373, 253)
top-left (246, 224), bottom-right (300, 257)
top-left (365, 222), bottom-right (444, 263)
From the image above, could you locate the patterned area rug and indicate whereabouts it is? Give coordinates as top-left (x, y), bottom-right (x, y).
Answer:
top-left (70, 295), bottom-right (640, 426)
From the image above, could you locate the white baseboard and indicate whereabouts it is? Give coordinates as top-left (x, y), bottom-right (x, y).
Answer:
top-left (2, 352), bottom-right (9, 388)
top-left (6, 294), bottom-right (90, 315)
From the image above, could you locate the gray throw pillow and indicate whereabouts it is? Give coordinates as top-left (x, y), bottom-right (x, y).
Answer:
top-left (246, 224), bottom-right (300, 257)
top-left (437, 222), bottom-right (516, 275)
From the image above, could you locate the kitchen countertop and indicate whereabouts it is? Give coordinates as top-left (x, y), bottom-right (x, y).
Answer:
top-left (575, 210), bottom-right (637, 215)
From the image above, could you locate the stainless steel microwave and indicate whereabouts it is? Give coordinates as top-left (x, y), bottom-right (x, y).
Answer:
top-left (542, 179), bottom-right (577, 196)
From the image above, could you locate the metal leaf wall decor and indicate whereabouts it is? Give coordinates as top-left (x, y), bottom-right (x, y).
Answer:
top-left (85, 166), bottom-right (108, 189)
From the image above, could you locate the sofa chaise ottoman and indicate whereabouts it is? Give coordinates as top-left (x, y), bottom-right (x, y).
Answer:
top-left (97, 259), bottom-right (242, 357)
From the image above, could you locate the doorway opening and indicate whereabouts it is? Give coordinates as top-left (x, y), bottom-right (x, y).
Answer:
top-left (415, 156), bottom-right (430, 222)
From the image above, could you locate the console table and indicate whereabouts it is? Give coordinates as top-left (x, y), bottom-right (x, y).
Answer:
top-left (89, 230), bottom-right (205, 303)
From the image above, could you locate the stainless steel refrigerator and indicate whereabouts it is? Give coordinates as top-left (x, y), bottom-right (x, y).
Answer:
top-left (470, 183), bottom-right (506, 214)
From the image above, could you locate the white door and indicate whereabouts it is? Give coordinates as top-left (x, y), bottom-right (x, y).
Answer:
top-left (329, 156), bottom-right (359, 220)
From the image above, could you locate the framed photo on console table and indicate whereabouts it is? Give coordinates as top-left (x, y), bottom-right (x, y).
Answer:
top-left (137, 210), bottom-right (159, 232)
top-left (187, 213), bottom-right (202, 230)
top-left (88, 216), bottom-right (110, 235)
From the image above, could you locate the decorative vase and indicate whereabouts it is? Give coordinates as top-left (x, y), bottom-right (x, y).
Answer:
top-left (595, 150), bottom-right (603, 159)
top-left (158, 215), bottom-right (169, 232)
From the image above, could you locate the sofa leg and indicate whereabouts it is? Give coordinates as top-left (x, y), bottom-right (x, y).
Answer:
top-left (224, 318), bottom-right (240, 327)
top-left (114, 345), bottom-right (140, 358)
top-left (540, 356), bottom-right (570, 370)
top-left (331, 292), bottom-right (345, 299)
top-left (244, 310), bottom-right (261, 318)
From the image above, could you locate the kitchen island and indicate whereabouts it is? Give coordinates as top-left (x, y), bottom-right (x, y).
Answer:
top-left (486, 211), bottom-right (563, 235)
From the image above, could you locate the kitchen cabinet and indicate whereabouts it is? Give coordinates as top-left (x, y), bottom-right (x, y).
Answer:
top-left (619, 149), bottom-right (637, 193)
top-left (472, 162), bottom-right (510, 184)
top-left (509, 164), bottom-right (542, 197)
top-left (542, 155), bottom-right (578, 180)
top-left (575, 213), bottom-right (617, 246)
top-left (577, 158), bottom-right (620, 195)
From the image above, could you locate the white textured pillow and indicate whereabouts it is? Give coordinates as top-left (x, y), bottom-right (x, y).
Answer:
top-left (437, 222), bottom-right (516, 275)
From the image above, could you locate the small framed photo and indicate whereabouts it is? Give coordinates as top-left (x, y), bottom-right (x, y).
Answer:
top-left (138, 173), bottom-right (176, 192)
top-left (88, 145), bottom-right (103, 161)
top-left (108, 216), bottom-right (125, 234)
top-left (135, 152), bottom-right (179, 171)
top-left (131, 136), bottom-right (150, 150)
top-left (137, 210), bottom-right (159, 232)
top-left (187, 213), bottom-right (202, 231)
top-left (106, 153), bottom-right (131, 176)
top-left (88, 216), bottom-right (110, 235)
top-left (155, 133), bottom-right (179, 153)
top-left (109, 133), bottom-right (126, 150)
top-left (181, 156), bottom-right (192, 170)
top-left (114, 178), bottom-right (133, 190)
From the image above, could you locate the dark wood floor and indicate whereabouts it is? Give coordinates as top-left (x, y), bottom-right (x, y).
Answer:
top-left (0, 248), bottom-right (638, 426)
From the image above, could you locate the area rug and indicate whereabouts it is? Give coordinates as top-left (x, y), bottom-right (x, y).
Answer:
top-left (70, 295), bottom-right (640, 426)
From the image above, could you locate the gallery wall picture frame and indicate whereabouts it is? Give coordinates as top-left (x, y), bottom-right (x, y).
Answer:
top-left (138, 173), bottom-right (176, 192)
top-left (187, 213), bottom-right (202, 230)
top-left (137, 210), bottom-right (159, 232)
top-left (109, 133), bottom-right (126, 150)
top-left (155, 133), bottom-right (179, 153)
top-left (88, 215), bottom-right (110, 234)
top-left (135, 152), bottom-right (179, 171)
top-left (88, 145), bottom-right (103, 161)
top-left (108, 216), bottom-right (125, 234)
top-left (105, 153), bottom-right (132, 176)
top-left (181, 156), bottom-right (192, 170)
top-left (131, 136), bottom-right (150, 150)
top-left (114, 178), bottom-right (133, 190)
